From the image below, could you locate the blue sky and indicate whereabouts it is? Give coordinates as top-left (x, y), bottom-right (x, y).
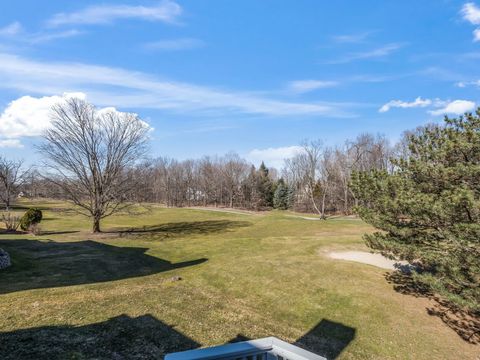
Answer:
top-left (0, 0), bottom-right (480, 168)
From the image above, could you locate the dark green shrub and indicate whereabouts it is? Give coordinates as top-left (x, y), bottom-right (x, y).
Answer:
top-left (20, 208), bottom-right (43, 231)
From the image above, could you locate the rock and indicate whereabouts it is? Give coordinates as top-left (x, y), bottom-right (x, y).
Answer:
top-left (0, 248), bottom-right (11, 270)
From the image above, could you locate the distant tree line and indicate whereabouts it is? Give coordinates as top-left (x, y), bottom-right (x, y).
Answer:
top-left (120, 132), bottom-right (396, 216)
top-left (3, 125), bottom-right (399, 216)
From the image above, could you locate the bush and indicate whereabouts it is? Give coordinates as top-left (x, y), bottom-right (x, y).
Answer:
top-left (1, 212), bottom-right (21, 232)
top-left (20, 208), bottom-right (43, 231)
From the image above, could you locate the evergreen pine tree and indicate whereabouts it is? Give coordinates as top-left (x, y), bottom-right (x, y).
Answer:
top-left (255, 162), bottom-right (274, 208)
top-left (273, 178), bottom-right (292, 210)
top-left (350, 111), bottom-right (480, 311)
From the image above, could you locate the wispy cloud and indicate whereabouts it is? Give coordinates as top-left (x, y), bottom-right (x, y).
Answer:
top-left (455, 79), bottom-right (480, 87)
top-left (0, 22), bottom-right (22, 36)
top-left (47, 1), bottom-right (182, 27)
top-left (0, 20), bottom-right (83, 44)
top-left (0, 52), bottom-right (353, 118)
top-left (379, 97), bottom-right (432, 112)
top-left (325, 43), bottom-right (405, 64)
top-left (288, 80), bottom-right (339, 94)
top-left (0, 139), bottom-right (23, 148)
top-left (143, 38), bottom-right (204, 51)
top-left (331, 31), bottom-right (374, 44)
top-left (461, 2), bottom-right (480, 41)
top-left (26, 29), bottom-right (84, 44)
top-left (247, 146), bottom-right (302, 169)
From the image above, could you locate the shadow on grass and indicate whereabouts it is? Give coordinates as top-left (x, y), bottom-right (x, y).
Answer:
top-left (0, 314), bottom-right (355, 359)
top-left (0, 239), bottom-right (207, 295)
top-left (228, 319), bottom-right (355, 359)
top-left (112, 220), bottom-right (252, 240)
top-left (0, 314), bottom-right (200, 360)
top-left (38, 230), bottom-right (80, 236)
top-left (295, 319), bottom-right (356, 359)
top-left (386, 271), bottom-right (480, 344)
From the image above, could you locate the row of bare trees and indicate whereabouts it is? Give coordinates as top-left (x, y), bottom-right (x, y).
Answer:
top-left (0, 157), bottom-right (29, 211)
top-left (283, 134), bottom-right (395, 218)
top-left (121, 133), bottom-right (395, 217)
top-left (129, 154), bottom-right (277, 210)
top-left (0, 98), bottom-right (399, 232)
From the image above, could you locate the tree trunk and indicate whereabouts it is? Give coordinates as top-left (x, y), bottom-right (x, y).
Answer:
top-left (320, 191), bottom-right (327, 220)
top-left (92, 216), bottom-right (101, 233)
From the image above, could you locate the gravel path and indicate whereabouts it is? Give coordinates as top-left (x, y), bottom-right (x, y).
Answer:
top-left (187, 207), bottom-right (258, 216)
top-left (285, 215), bottom-right (320, 220)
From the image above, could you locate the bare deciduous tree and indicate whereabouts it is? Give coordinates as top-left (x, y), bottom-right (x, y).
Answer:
top-left (284, 140), bottom-right (329, 218)
top-left (0, 157), bottom-right (29, 210)
top-left (39, 98), bottom-right (150, 232)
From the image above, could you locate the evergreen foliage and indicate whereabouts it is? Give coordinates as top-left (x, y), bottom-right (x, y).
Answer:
top-left (20, 208), bottom-right (43, 231)
top-left (255, 162), bottom-right (274, 209)
top-left (350, 111), bottom-right (480, 311)
top-left (273, 178), bottom-right (292, 210)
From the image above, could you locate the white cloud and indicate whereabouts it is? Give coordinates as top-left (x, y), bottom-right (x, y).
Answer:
top-left (428, 100), bottom-right (476, 116)
top-left (0, 93), bottom-right (86, 139)
top-left (288, 80), bottom-right (339, 94)
top-left (143, 38), bottom-right (204, 51)
top-left (379, 97), bottom-right (476, 115)
top-left (474, 28), bottom-right (480, 41)
top-left (379, 97), bottom-right (432, 112)
top-left (0, 22), bottom-right (22, 36)
top-left (461, 3), bottom-right (480, 41)
top-left (0, 92), bottom-right (153, 142)
top-left (247, 146), bottom-right (302, 169)
top-left (0, 52), bottom-right (351, 117)
top-left (0, 139), bottom-right (23, 148)
top-left (461, 2), bottom-right (480, 25)
top-left (47, 1), bottom-right (182, 27)
top-left (326, 43), bottom-right (405, 64)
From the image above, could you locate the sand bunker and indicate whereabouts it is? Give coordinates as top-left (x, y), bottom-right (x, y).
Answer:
top-left (328, 251), bottom-right (411, 270)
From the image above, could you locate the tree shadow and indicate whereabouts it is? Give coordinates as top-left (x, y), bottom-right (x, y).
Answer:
top-left (0, 239), bottom-right (207, 295)
top-left (3, 204), bottom-right (30, 211)
top-left (0, 314), bottom-right (200, 360)
top-left (0, 314), bottom-right (355, 359)
top-left (294, 319), bottom-right (356, 359)
top-left (38, 230), bottom-right (80, 236)
top-left (111, 220), bottom-right (252, 240)
top-left (386, 271), bottom-right (480, 344)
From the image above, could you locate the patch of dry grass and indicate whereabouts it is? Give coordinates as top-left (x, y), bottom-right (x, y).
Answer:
top-left (0, 200), bottom-right (477, 359)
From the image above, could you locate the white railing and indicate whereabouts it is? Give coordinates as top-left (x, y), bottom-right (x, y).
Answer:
top-left (165, 337), bottom-right (326, 360)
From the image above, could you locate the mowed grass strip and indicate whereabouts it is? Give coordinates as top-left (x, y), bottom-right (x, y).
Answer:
top-left (0, 200), bottom-right (477, 359)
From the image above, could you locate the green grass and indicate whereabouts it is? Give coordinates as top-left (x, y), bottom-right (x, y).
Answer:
top-left (0, 200), bottom-right (477, 359)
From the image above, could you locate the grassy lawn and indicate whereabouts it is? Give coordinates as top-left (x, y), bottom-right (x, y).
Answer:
top-left (0, 200), bottom-right (477, 359)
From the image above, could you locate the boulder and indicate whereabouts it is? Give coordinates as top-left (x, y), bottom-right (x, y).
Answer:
top-left (0, 248), bottom-right (11, 270)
